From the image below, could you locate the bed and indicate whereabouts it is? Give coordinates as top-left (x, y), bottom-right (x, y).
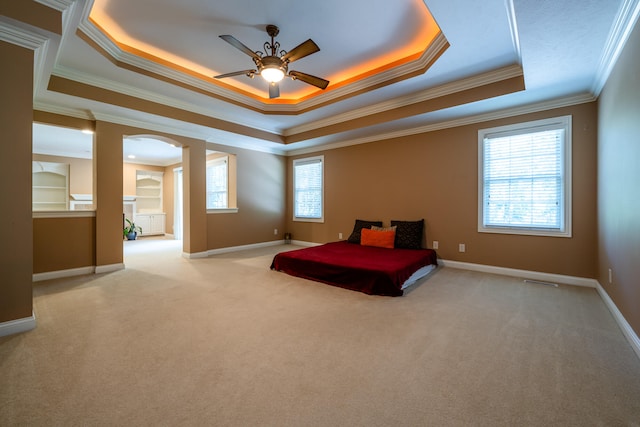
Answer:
top-left (270, 240), bottom-right (438, 296)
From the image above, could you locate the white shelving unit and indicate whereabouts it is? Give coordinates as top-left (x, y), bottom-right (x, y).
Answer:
top-left (32, 161), bottom-right (69, 211)
top-left (135, 170), bottom-right (165, 236)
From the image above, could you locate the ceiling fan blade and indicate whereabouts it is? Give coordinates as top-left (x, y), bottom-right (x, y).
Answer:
top-left (281, 39), bottom-right (320, 63)
top-left (219, 35), bottom-right (261, 61)
top-left (289, 70), bottom-right (329, 90)
top-left (269, 82), bottom-right (280, 99)
top-left (214, 69), bottom-right (256, 79)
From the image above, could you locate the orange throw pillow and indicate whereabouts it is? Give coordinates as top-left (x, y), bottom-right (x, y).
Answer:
top-left (360, 228), bottom-right (395, 249)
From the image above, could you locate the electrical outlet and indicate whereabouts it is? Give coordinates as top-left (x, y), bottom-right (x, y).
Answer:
top-left (459, 243), bottom-right (466, 253)
top-left (339, 232), bottom-right (343, 239)
top-left (433, 240), bottom-right (439, 249)
top-left (609, 268), bottom-right (613, 284)
top-left (274, 228), bottom-right (278, 235)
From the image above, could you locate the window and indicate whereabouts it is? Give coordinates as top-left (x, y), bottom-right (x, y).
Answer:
top-left (293, 156), bottom-right (324, 222)
top-left (478, 116), bottom-right (572, 237)
top-left (206, 156), bottom-right (228, 209)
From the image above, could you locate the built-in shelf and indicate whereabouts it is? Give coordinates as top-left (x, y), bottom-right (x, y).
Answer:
top-left (32, 161), bottom-right (69, 211)
top-left (135, 170), bottom-right (165, 235)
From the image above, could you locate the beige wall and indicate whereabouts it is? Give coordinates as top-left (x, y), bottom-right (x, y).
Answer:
top-left (33, 217), bottom-right (95, 273)
top-left (206, 145), bottom-right (286, 249)
top-left (0, 41), bottom-right (34, 323)
top-left (598, 19), bottom-right (640, 336)
top-left (287, 102), bottom-right (598, 279)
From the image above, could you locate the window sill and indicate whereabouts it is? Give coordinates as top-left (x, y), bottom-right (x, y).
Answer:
top-left (207, 208), bottom-right (239, 214)
top-left (478, 226), bottom-right (571, 238)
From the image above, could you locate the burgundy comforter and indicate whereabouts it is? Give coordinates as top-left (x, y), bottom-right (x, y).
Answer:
top-left (270, 241), bottom-right (438, 296)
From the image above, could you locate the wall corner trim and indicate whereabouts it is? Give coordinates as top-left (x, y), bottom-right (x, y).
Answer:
top-left (0, 312), bottom-right (37, 338)
top-left (595, 282), bottom-right (640, 360)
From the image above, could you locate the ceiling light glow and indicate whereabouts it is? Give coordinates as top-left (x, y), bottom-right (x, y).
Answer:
top-left (261, 66), bottom-right (285, 83)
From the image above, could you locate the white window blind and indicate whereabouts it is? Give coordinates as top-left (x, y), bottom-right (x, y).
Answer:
top-left (206, 157), bottom-right (228, 209)
top-left (293, 156), bottom-right (323, 221)
top-left (478, 116), bottom-right (571, 237)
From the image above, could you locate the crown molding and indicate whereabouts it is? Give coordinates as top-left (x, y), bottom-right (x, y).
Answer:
top-left (33, 101), bottom-right (95, 120)
top-left (0, 18), bottom-right (56, 98)
top-left (284, 64), bottom-right (523, 137)
top-left (285, 92), bottom-right (595, 156)
top-left (34, 0), bottom-right (74, 12)
top-left (505, 0), bottom-right (522, 65)
top-left (592, 0), bottom-right (640, 96)
top-left (89, 111), bottom-right (286, 156)
top-left (76, 10), bottom-right (449, 114)
top-left (268, 32), bottom-right (450, 113)
top-left (51, 64), bottom-right (278, 135)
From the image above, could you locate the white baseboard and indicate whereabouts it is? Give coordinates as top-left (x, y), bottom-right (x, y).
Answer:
top-left (595, 282), bottom-right (640, 360)
top-left (439, 259), bottom-right (597, 288)
top-left (0, 312), bottom-right (36, 337)
top-left (290, 240), bottom-right (321, 247)
top-left (182, 251), bottom-right (209, 259)
top-left (207, 240), bottom-right (285, 256)
top-left (95, 263), bottom-right (124, 274)
top-left (440, 259), bottom-right (639, 361)
top-left (33, 266), bottom-right (95, 282)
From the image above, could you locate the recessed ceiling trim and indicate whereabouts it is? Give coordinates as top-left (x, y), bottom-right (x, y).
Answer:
top-left (34, 100), bottom-right (95, 120)
top-left (285, 93), bottom-right (597, 157)
top-left (77, 7), bottom-right (448, 115)
top-left (52, 64), bottom-right (276, 134)
top-left (284, 64), bottom-right (524, 137)
top-left (261, 32), bottom-right (450, 114)
top-left (91, 111), bottom-right (286, 156)
top-left (35, 0), bottom-right (74, 12)
top-left (591, 0), bottom-right (640, 95)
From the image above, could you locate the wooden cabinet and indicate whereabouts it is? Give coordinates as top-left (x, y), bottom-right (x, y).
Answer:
top-left (135, 213), bottom-right (166, 236)
top-left (32, 161), bottom-right (69, 211)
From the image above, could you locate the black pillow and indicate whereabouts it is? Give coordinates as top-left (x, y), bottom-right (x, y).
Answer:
top-left (390, 219), bottom-right (424, 249)
top-left (347, 219), bottom-right (383, 243)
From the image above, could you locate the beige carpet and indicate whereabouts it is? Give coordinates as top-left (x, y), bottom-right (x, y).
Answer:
top-left (1, 239), bottom-right (639, 426)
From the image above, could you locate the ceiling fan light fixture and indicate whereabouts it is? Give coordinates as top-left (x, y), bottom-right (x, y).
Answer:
top-left (261, 66), bottom-right (285, 83)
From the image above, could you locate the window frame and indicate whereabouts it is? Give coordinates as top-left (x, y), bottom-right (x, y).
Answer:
top-left (293, 155), bottom-right (324, 223)
top-left (477, 115), bottom-right (572, 238)
top-left (205, 156), bottom-right (229, 211)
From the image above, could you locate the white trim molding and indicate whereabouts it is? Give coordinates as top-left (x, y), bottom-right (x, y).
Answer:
top-left (95, 263), bottom-right (124, 274)
top-left (182, 251), bottom-right (209, 259)
top-left (207, 240), bottom-right (284, 256)
top-left (439, 259), bottom-right (597, 288)
top-left (595, 282), bottom-right (640, 360)
top-left (33, 266), bottom-right (94, 282)
top-left (0, 312), bottom-right (36, 338)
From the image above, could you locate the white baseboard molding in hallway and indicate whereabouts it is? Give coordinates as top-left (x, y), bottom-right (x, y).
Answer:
top-left (33, 266), bottom-right (95, 282)
top-left (33, 263), bottom-right (124, 282)
top-left (0, 312), bottom-right (36, 337)
top-left (595, 282), bottom-right (640, 360)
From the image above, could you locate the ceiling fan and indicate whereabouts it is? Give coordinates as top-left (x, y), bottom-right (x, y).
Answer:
top-left (214, 25), bottom-right (329, 99)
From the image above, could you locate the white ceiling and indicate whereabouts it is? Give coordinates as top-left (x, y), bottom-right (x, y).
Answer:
top-left (20, 0), bottom-right (640, 158)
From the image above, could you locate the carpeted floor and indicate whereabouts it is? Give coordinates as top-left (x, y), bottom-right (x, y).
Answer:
top-left (1, 238), bottom-right (639, 426)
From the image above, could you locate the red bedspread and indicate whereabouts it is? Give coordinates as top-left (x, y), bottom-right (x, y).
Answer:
top-left (270, 241), bottom-right (438, 296)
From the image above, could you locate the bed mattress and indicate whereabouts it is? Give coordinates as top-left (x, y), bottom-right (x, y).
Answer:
top-left (270, 241), bottom-right (438, 296)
